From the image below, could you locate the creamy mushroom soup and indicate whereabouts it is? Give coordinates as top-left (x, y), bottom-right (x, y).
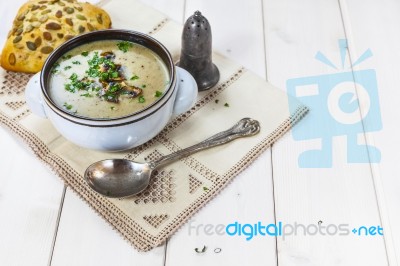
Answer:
top-left (48, 40), bottom-right (170, 119)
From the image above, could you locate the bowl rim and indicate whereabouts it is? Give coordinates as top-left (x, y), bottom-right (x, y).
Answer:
top-left (40, 29), bottom-right (177, 127)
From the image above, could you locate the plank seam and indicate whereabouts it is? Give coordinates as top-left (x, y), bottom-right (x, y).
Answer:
top-left (270, 148), bottom-right (279, 266)
top-left (48, 185), bottom-right (67, 266)
top-left (164, 1), bottom-right (187, 264)
top-left (338, 0), bottom-right (397, 265)
top-left (261, 0), bottom-right (269, 81)
top-left (163, 238), bottom-right (169, 266)
top-left (261, 0), bottom-right (278, 264)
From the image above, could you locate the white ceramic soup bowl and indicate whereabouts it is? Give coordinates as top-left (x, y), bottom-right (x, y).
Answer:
top-left (25, 29), bottom-right (197, 151)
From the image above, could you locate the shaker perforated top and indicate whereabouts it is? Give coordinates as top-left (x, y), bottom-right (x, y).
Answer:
top-left (178, 11), bottom-right (220, 91)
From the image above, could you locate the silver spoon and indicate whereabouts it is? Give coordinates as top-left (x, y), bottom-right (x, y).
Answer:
top-left (84, 118), bottom-right (260, 198)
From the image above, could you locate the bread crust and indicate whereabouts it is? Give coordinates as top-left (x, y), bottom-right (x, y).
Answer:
top-left (1, 0), bottom-right (112, 73)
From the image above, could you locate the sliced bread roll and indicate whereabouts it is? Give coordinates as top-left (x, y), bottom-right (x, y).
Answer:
top-left (1, 0), bottom-right (112, 73)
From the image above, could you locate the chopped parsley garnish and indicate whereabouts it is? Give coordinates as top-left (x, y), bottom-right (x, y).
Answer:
top-left (87, 52), bottom-right (120, 82)
top-left (63, 50), bottom-right (144, 104)
top-left (64, 73), bottom-right (93, 93)
top-left (64, 84), bottom-right (74, 92)
top-left (117, 41), bottom-right (133, 53)
top-left (215, 99), bottom-right (219, 104)
top-left (62, 54), bottom-right (72, 60)
top-left (104, 60), bottom-right (115, 69)
top-left (108, 83), bottom-right (120, 93)
top-left (203, 186), bottom-right (209, 191)
top-left (224, 103), bottom-right (229, 107)
top-left (63, 102), bottom-right (73, 110)
top-left (64, 66), bottom-right (72, 70)
top-left (88, 52), bottom-right (102, 66)
top-left (81, 51), bottom-right (89, 56)
top-left (141, 84), bottom-right (146, 88)
top-left (72, 61), bottom-right (81, 65)
top-left (86, 67), bottom-right (99, 78)
top-left (86, 52), bottom-right (102, 77)
top-left (155, 91), bottom-right (162, 97)
top-left (214, 248), bottom-right (222, 253)
top-left (195, 246), bottom-right (207, 253)
top-left (100, 72), bottom-right (109, 81)
top-left (110, 106), bottom-right (115, 110)
top-left (70, 73), bottom-right (78, 80)
top-left (101, 83), bottom-right (122, 102)
top-left (51, 62), bottom-right (60, 74)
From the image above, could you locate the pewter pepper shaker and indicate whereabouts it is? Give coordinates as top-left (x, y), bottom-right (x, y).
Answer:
top-left (178, 11), bottom-right (220, 91)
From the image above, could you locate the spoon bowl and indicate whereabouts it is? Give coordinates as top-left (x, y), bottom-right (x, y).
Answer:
top-left (84, 118), bottom-right (260, 198)
top-left (85, 159), bottom-right (153, 198)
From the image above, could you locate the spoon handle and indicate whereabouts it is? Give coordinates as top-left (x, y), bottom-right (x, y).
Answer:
top-left (149, 118), bottom-right (260, 169)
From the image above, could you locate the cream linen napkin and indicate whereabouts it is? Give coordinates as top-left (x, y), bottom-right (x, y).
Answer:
top-left (0, 0), bottom-right (308, 251)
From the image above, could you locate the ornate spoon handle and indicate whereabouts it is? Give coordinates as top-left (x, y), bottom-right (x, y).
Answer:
top-left (149, 118), bottom-right (260, 169)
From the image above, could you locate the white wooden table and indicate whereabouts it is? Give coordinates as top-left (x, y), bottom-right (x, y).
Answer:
top-left (0, 0), bottom-right (399, 265)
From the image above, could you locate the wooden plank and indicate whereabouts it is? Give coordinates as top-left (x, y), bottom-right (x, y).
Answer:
top-left (49, 1), bottom-right (184, 265)
top-left (183, 0), bottom-right (267, 78)
top-left (166, 153), bottom-right (277, 265)
top-left (50, 188), bottom-right (166, 266)
top-left (165, 0), bottom-right (277, 265)
top-left (340, 0), bottom-right (400, 264)
top-left (0, 1), bottom-right (66, 265)
top-left (0, 127), bottom-right (65, 266)
top-left (263, 0), bottom-right (389, 264)
top-left (135, 0), bottom-right (187, 24)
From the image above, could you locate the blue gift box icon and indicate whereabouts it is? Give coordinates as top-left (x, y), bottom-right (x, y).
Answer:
top-left (287, 40), bottom-right (382, 168)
